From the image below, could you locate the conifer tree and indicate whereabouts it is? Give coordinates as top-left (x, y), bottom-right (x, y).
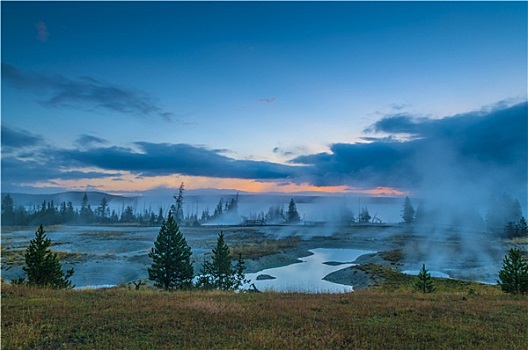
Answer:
top-left (414, 264), bottom-right (435, 293)
top-left (359, 207), bottom-right (371, 223)
top-left (517, 216), bottom-right (528, 237)
top-left (172, 182), bottom-right (185, 224)
top-left (23, 225), bottom-right (74, 288)
top-left (148, 211), bottom-right (194, 290)
top-left (402, 197), bottom-right (415, 224)
top-left (234, 253), bottom-right (249, 290)
top-left (286, 198), bottom-right (301, 223)
top-left (498, 248), bottom-right (528, 295)
top-left (200, 232), bottom-right (247, 291)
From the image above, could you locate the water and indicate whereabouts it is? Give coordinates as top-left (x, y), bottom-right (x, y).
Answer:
top-left (245, 248), bottom-right (374, 293)
top-left (2, 225), bottom-right (374, 291)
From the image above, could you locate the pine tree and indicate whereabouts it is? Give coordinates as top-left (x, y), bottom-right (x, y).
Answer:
top-left (196, 256), bottom-right (214, 290)
top-left (172, 182), bottom-right (185, 224)
top-left (233, 253), bottom-right (249, 290)
top-left (201, 232), bottom-right (247, 291)
top-left (97, 197), bottom-right (109, 222)
top-left (359, 207), bottom-right (371, 223)
top-left (208, 232), bottom-right (232, 290)
top-left (518, 217), bottom-right (528, 237)
top-left (148, 211), bottom-right (194, 290)
top-left (414, 264), bottom-right (435, 293)
top-left (402, 197), bottom-right (415, 224)
top-left (286, 198), bottom-right (301, 223)
top-left (23, 225), bottom-right (74, 288)
top-left (2, 194), bottom-right (15, 225)
top-left (214, 199), bottom-right (224, 218)
top-left (498, 248), bottom-right (528, 295)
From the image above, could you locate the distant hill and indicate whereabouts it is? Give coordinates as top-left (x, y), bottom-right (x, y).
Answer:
top-left (3, 191), bottom-right (139, 208)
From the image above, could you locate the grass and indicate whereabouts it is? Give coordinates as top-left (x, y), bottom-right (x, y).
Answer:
top-left (2, 280), bottom-right (527, 350)
top-left (379, 249), bottom-right (404, 263)
top-left (1, 247), bottom-right (25, 265)
top-left (357, 263), bottom-right (499, 295)
top-left (1, 246), bottom-right (86, 265)
top-left (230, 236), bottom-right (301, 259)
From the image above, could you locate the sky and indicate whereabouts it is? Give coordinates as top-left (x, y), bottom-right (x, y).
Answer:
top-left (1, 1), bottom-right (527, 199)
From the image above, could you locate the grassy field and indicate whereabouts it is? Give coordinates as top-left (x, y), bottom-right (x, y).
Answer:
top-left (2, 279), bottom-right (527, 350)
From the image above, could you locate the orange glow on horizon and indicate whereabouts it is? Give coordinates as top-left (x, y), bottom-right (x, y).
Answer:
top-left (31, 173), bottom-right (408, 197)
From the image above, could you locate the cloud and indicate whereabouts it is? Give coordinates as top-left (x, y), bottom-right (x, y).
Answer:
top-left (290, 141), bottom-right (416, 188)
top-left (54, 142), bottom-right (305, 180)
top-left (272, 146), bottom-right (294, 157)
top-left (2, 63), bottom-right (174, 121)
top-left (291, 101), bottom-right (527, 194)
top-left (35, 21), bottom-right (49, 42)
top-left (259, 97), bottom-right (276, 104)
top-left (2, 101), bottom-right (525, 200)
top-left (75, 134), bottom-right (109, 148)
top-left (364, 114), bottom-right (424, 135)
top-left (1, 125), bottom-right (45, 150)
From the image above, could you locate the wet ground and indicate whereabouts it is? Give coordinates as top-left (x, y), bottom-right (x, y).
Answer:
top-left (1, 224), bottom-right (514, 290)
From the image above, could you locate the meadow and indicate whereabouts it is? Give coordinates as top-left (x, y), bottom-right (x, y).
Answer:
top-left (2, 273), bottom-right (527, 349)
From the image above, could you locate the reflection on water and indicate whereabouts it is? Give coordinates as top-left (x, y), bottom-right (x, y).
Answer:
top-left (245, 248), bottom-right (374, 293)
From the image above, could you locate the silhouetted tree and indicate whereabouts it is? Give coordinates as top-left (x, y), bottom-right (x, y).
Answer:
top-left (402, 197), bottom-right (415, 224)
top-left (504, 216), bottom-right (528, 239)
top-left (157, 207), bottom-right (164, 224)
top-left (519, 217), bottom-right (528, 237)
top-left (265, 204), bottom-right (285, 223)
top-left (1, 194), bottom-right (15, 225)
top-left (80, 193), bottom-right (94, 223)
top-left (172, 182), bottom-right (185, 224)
top-left (414, 264), bottom-right (435, 293)
top-left (200, 208), bottom-right (211, 222)
top-left (214, 199), bottom-right (224, 218)
top-left (109, 210), bottom-right (119, 223)
top-left (498, 248), bottom-right (528, 295)
top-left (226, 193), bottom-right (239, 213)
top-left (121, 206), bottom-right (135, 223)
top-left (414, 202), bottom-right (426, 223)
top-left (97, 197), bottom-right (109, 222)
top-left (148, 212), bottom-right (193, 290)
top-left (359, 207), bottom-right (371, 223)
top-left (286, 198), bottom-right (301, 223)
top-left (23, 225), bottom-right (74, 288)
top-left (486, 194), bottom-right (523, 236)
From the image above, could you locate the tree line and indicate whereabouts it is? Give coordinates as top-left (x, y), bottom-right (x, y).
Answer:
top-left (1, 192), bottom-right (157, 226)
top-left (1, 189), bottom-right (304, 227)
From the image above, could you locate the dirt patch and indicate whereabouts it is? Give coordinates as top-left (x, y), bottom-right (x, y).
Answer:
top-left (324, 266), bottom-right (373, 290)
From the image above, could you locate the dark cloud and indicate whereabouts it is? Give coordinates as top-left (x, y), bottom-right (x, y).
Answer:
top-left (290, 141), bottom-right (415, 188)
top-left (1, 153), bottom-right (120, 184)
top-left (364, 114), bottom-right (424, 135)
top-left (1, 125), bottom-right (45, 150)
top-left (272, 146), bottom-right (294, 157)
top-left (292, 101), bottom-right (527, 191)
top-left (75, 134), bottom-right (109, 148)
top-left (2, 63), bottom-right (174, 121)
top-left (55, 142), bottom-right (305, 180)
